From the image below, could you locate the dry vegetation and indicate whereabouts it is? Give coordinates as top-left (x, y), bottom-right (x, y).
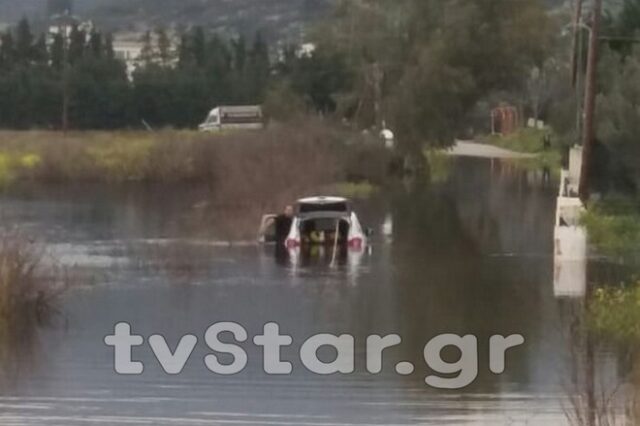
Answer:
top-left (0, 118), bottom-right (390, 203)
top-left (0, 234), bottom-right (67, 325)
top-left (0, 120), bottom-right (391, 242)
top-left (0, 234), bottom-right (71, 391)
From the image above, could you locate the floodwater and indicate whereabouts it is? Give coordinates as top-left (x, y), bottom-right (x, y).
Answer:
top-left (0, 158), bottom-right (626, 425)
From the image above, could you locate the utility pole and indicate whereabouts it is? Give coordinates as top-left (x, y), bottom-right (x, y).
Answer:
top-left (579, 0), bottom-right (602, 203)
top-left (572, 0), bottom-right (585, 140)
top-left (578, 4), bottom-right (602, 424)
top-left (62, 57), bottom-right (69, 133)
top-left (571, 0), bottom-right (584, 89)
top-left (49, 9), bottom-right (72, 134)
top-left (59, 21), bottom-right (70, 134)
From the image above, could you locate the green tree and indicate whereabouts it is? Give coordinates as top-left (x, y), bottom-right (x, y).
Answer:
top-left (0, 32), bottom-right (16, 70)
top-left (15, 18), bottom-right (34, 63)
top-left (104, 34), bottom-right (115, 60)
top-left (617, 0), bottom-right (640, 38)
top-left (288, 47), bottom-right (352, 114)
top-left (50, 33), bottom-right (65, 70)
top-left (232, 36), bottom-right (247, 72)
top-left (595, 47), bottom-right (640, 192)
top-left (68, 26), bottom-right (86, 64)
top-left (155, 27), bottom-right (173, 66)
top-left (203, 35), bottom-right (233, 103)
top-left (308, 0), bottom-right (555, 152)
top-left (139, 31), bottom-right (155, 67)
top-left (192, 27), bottom-right (206, 67)
top-left (132, 64), bottom-right (174, 127)
top-left (88, 30), bottom-right (103, 58)
top-left (32, 34), bottom-right (49, 65)
top-left (263, 80), bottom-right (307, 122)
top-left (177, 33), bottom-right (190, 66)
top-left (246, 32), bottom-right (270, 102)
top-left (68, 54), bottom-right (132, 129)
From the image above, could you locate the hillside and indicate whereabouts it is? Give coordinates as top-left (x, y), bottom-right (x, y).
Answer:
top-left (0, 0), bottom-right (40, 22)
top-left (0, 0), bottom-right (578, 41)
top-left (0, 0), bottom-right (335, 40)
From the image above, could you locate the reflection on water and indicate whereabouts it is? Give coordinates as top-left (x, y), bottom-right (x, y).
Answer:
top-left (0, 158), bottom-right (630, 425)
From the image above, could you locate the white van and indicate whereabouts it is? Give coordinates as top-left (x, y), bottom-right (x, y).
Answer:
top-left (198, 105), bottom-right (264, 132)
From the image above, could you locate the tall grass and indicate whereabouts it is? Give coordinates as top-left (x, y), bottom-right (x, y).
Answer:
top-left (0, 122), bottom-right (391, 241)
top-left (480, 128), bottom-right (554, 153)
top-left (0, 130), bottom-right (218, 183)
top-left (209, 120), bottom-right (344, 206)
top-left (424, 150), bottom-right (454, 183)
top-left (0, 234), bottom-right (70, 390)
top-left (581, 203), bottom-right (640, 261)
top-left (0, 235), bottom-right (66, 324)
top-left (0, 120), bottom-right (390, 188)
top-left (581, 198), bottom-right (640, 425)
top-left (582, 282), bottom-right (640, 426)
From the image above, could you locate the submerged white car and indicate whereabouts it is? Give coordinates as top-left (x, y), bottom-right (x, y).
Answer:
top-left (259, 196), bottom-right (369, 251)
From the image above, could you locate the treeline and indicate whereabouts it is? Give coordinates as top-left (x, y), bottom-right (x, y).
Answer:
top-left (0, 3), bottom-right (564, 144)
top-left (0, 19), bottom-right (129, 129)
top-left (133, 28), bottom-right (271, 127)
top-left (297, 0), bottom-right (558, 154)
top-left (0, 18), bottom-right (341, 130)
top-left (7, 0), bottom-right (640, 189)
top-left (588, 0), bottom-right (640, 193)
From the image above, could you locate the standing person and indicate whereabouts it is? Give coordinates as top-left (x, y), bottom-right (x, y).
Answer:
top-left (273, 205), bottom-right (294, 265)
top-left (274, 205), bottom-right (294, 243)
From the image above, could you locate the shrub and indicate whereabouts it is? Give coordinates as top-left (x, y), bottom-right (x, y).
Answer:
top-left (0, 121), bottom-right (395, 219)
top-left (342, 138), bottom-right (392, 185)
top-left (589, 283), bottom-right (640, 343)
top-left (330, 182), bottom-right (378, 199)
top-left (0, 235), bottom-right (66, 324)
top-left (581, 205), bottom-right (640, 260)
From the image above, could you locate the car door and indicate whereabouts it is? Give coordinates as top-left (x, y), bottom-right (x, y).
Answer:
top-left (257, 214), bottom-right (277, 243)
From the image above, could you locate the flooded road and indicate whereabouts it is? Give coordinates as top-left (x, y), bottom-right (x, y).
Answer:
top-left (0, 159), bottom-right (619, 425)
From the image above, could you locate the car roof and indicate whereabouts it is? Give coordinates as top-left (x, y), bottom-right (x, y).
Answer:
top-left (297, 196), bottom-right (348, 205)
top-left (298, 212), bottom-right (351, 221)
top-left (210, 105), bottom-right (262, 113)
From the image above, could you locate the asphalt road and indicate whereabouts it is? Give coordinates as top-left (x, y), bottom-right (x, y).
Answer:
top-left (446, 140), bottom-right (538, 159)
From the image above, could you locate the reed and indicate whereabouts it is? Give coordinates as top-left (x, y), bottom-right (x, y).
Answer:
top-left (0, 119), bottom-right (390, 188)
top-left (0, 235), bottom-right (66, 324)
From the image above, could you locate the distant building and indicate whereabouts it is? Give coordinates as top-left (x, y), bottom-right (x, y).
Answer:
top-left (47, 13), bottom-right (93, 41)
top-left (47, 0), bottom-right (73, 17)
top-left (298, 43), bottom-right (316, 57)
top-left (112, 31), bottom-right (178, 80)
top-left (491, 105), bottom-right (519, 136)
top-left (112, 34), bottom-right (144, 79)
top-left (275, 41), bottom-right (316, 63)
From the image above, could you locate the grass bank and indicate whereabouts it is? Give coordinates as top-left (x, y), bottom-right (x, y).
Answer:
top-left (424, 150), bottom-right (454, 183)
top-left (590, 282), bottom-right (640, 343)
top-left (582, 199), bottom-right (640, 339)
top-left (581, 199), bottom-right (640, 260)
top-left (582, 199), bottom-right (640, 425)
top-left (0, 120), bottom-right (392, 242)
top-left (0, 120), bottom-right (390, 192)
top-left (587, 276), bottom-right (640, 423)
top-left (480, 128), bottom-right (563, 171)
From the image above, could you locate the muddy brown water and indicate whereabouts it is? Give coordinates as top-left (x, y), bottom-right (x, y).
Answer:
top-left (0, 158), bottom-right (626, 425)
